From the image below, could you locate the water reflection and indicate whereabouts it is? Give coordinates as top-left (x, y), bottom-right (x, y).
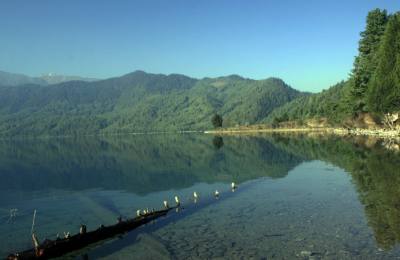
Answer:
top-left (0, 135), bottom-right (302, 194)
top-left (212, 136), bottom-right (224, 149)
top-left (0, 133), bottom-right (400, 257)
top-left (268, 134), bottom-right (400, 250)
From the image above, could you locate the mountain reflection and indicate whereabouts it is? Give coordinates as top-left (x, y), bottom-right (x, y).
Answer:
top-left (0, 134), bottom-right (301, 194)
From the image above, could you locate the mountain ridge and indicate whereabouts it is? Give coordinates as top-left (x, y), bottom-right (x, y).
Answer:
top-left (0, 70), bottom-right (98, 86)
top-left (0, 70), bottom-right (304, 137)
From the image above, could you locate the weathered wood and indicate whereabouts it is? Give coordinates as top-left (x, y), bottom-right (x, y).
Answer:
top-left (7, 208), bottom-right (172, 260)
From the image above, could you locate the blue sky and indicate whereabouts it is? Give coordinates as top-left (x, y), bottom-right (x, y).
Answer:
top-left (1, 0), bottom-right (399, 92)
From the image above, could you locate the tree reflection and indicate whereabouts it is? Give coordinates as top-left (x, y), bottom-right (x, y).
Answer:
top-left (351, 149), bottom-right (400, 250)
top-left (269, 134), bottom-right (400, 250)
top-left (0, 135), bottom-right (301, 194)
top-left (212, 136), bottom-right (224, 149)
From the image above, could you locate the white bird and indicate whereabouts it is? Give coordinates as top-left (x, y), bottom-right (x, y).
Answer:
top-left (136, 209), bottom-right (141, 216)
top-left (175, 196), bottom-right (180, 206)
top-left (193, 191), bottom-right (199, 203)
top-left (214, 190), bottom-right (220, 197)
top-left (163, 200), bottom-right (169, 209)
top-left (231, 182), bottom-right (237, 190)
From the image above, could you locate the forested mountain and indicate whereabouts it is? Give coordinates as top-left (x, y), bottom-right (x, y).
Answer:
top-left (0, 71), bottom-right (302, 136)
top-left (267, 9), bottom-right (400, 126)
top-left (0, 70), bottom-right (98, 86)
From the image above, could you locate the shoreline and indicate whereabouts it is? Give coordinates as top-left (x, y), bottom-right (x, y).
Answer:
top-left (1, 128), bottom-right (399, 140)
top-left (204, 127), bottom-right (400, 139)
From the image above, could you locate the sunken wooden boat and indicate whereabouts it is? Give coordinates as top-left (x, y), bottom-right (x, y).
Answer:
top-left (7, 207), bottom-right (174, 260)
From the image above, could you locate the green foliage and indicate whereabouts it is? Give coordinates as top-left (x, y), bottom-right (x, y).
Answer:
top-left (0, 72), bottom-right (302, 137)
top-left (367, 13), bottom-right (400, 113)
top-left (349, 9), bottom-right (388, 113)
top-left (266, 81), bottom-right (349, 124)
top-left (211, 114), bottom-right (223, 128)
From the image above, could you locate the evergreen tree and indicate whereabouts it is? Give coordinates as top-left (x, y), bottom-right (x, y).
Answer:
top-left (367, 13), bottom-right (400, 113)
top-left (211, 114), bottom-right (223, 128)
top-left (349, 9), bottom-right (388, 113)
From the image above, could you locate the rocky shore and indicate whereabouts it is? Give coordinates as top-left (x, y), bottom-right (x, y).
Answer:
top-left (205, 127), bottom-right (400, 138)
top-left (205, 126), bottom-right (400, 152)
top-left (331, 128), bottom-right (400, 138)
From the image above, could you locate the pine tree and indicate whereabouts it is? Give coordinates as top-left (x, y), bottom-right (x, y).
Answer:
top-left (211, 114), bottom-right (223, 128)
top-left (349, 9), bottom-right (388, 114)
top-left (367, 13), bottom-right (400, 113)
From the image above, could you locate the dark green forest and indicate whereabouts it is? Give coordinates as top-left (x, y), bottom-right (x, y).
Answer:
top-left (266, 81), bottom-right (347, 125)
top-left (0, 71), bottom-right (302, 136)
top-left (267, 9), bottom-right (400, 125)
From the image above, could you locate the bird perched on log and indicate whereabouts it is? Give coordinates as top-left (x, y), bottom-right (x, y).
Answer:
top-left (79, 225), bottom-right (87, 235)
top-left (231, 182), bottom-right (237, 191)
top-left (175, 196), bottom-right (180, 207)
top-left (163, 200), bottom-right (169, 209)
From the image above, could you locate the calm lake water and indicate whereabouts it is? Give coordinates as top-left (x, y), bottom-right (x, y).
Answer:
top-left (1, 133), bottom-right (400, 259)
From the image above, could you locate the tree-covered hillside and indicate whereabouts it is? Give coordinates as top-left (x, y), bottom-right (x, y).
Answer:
top-left (267, 9), bottom-right (400, 126)
top-left (0, 71), bottom-right (302, 136)
top-left (265, 81), bottom-right (348, 124)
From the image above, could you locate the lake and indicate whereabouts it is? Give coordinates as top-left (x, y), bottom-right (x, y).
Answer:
top-left (1, 133), bottom-right (400, 259)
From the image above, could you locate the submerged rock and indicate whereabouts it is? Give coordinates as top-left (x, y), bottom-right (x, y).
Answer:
top-left (300, 250), bottom-right (312, 257)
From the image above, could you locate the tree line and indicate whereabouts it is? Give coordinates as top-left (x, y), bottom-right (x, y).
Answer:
top-left (267, 9), bottom-right (400, 126)
top-left (348, 9), bottom-right (400, 115)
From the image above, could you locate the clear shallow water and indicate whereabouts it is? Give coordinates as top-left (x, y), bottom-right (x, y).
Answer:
top-left (0, 134), bottom-right (400, 259)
